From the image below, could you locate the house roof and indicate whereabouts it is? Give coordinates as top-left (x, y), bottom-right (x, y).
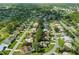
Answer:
top-left (0, 45), bottom-right (5, 51)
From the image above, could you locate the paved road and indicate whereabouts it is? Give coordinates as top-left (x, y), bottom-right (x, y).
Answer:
top-left (60, 21), bottom-right (78, 40)
top-left (44, 21), bottom-right (75, 55)
top-left (9, 21), bottom-right (33, 55)
top-left (44, 23), bottom-right (58, 55)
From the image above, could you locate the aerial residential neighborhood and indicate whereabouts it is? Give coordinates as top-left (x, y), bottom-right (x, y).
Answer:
top-left (0, 3), bottom-right (79, 55)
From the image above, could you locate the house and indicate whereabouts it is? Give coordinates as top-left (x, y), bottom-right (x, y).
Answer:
top-left (31, 28), bottom-right (36, 33)
top-left (25, 37), bottom-right (33, 43)
top-left (61, 36), bottom-right (72, 43)
top-left (0, 45), bottom-right (5, 51)
top-left (43, 28), bottom-right (48, 32)
top-left (39, 41), bottom-right (49, 48)
top-left (0, 44), bottom-right (8, 51)
top-left (2, 34), bottom-right (17, 47)
top-left (62, 52), bottom-right (71, 55)
top-left (64, 42), bottom-right (72, 49)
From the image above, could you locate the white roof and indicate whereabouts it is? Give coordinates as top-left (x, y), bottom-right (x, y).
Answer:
top-left (62, 52), bottom-right (71, 55)
top-left (0, 45), bottom-right (4, 51)
top-left (64, 43), bottom-right (72, 48)
top-left (43, 28), bottom-right (48, 32)
top-left (1, 43), bottom-right (8, 47)
top-left (61, 36), bottom-right (72, 42)
top-left (25, 38), bottom-right (32, 42)
top-left (32, 28), bottom-right (36, 32)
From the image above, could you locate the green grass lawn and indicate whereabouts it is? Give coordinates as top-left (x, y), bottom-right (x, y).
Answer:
top-left (9, 41), bottom-right (17, 49)
top-left (17, 43), bottom-right (23, 49)
top-left (58, 38), bottom-right (64, 47)
top-left (44, 44), bottom-right (55, 52)
top-left (2, 50), bottom-right (11, 55)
